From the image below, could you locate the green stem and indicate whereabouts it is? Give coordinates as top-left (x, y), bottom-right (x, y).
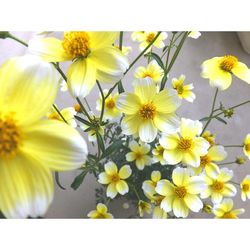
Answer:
top-left (201, 88), bottom-right (219, 134)
top-left (223, 145), bottom-right (243, 148)
top-left (52, 104), bottom-right (68, 124)
top-left (230, 181), bottom-right (240, 186)
top-left (164, 32), bottom-right (176, 68)
top-left (8, 33), bottom-right (28, 47)
top-left (76, 97), bottom-right (92, 122)
top-left (118, 31), bottom-right (124, 92)
top-left (218, 161), bottom-right (236, 166)
top-left (96, 80), bottom-right (105, 122)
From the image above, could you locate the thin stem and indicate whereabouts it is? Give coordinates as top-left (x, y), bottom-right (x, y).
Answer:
top-left (230, 181), bottom-right (240, 186)
top-left (164, 32), bottom-right (176, 68)
top-left (8, 33), bottom-right (28, 47)
top-left (223, 145), bottom-right (243, 148)
top-left (76, 97), bottom-right (92, 122)
top-left (96, 80), bottom-right (105, 122)
top-left (52, 104), bottom-right (68, 124)
top-left (218, 161), bottom-right (236, 166)
top-left (119, 31), bottom-right (123, 50)
top-left (201, 88), bottom-right (219, 134)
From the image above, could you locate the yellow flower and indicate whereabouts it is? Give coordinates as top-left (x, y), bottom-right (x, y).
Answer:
top-left (0, 56), bottom-right (88, 218)
top-left (152, 144), bottom-right (167, 165)
top-left (213, 198), bottom-right (244, 219)
top-left (126, 140), bottom-right (151, 170)
top-left (159, 118), bottom-right (210, 167)
top-left (87, 203), bottom-right (113, 219)
top-left (172, 74), bottom-right (196, 102)
top-left (134, 60), bottom-right (164, 84)
top-left (243, 134), bottom-right (250, 159)
top-left (200, 167), bottom-right (237, 204)
top-left (131, 31), bottom-right (145, 42)
top-left (155, 167), bottom-right (206, 218)
top-left (47, 106), bottom-right (77, 128)
top-left (117, 78), bottom-right (181, 143)
top-left (138, 200), bottom-right (152, 217)
top-left (135, 31), bottom-right (168, 52)
top-left (152, 206), bottom-right (168, 219)
top-left (96, 89), bottom-right (121, 120)
top-left (202, 130), bottom-right (216, 146)
top-left (188, 32), bottom-right (201, 39)
top-left (29, 32), bottom-right (129, 97)
top-left (240, 175), bottom-right (250, 201)
top-left (98, 161), bottom-right (132, 199)
top-left (201, 55), bottom-right (250, 90)
top-left (191, 145), bottom-right (227, 176)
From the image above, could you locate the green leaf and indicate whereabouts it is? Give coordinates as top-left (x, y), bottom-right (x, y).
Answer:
top-left (118, 81), bottom-right (125, 93)
top-left (160, 73), bottom-right (168, 90)
top-left (71, 171), bottom-right (88, 190)
top-left (147, 52), bottom-right (165, 70)
top-left (200, 117), bottom-right (210, 121)
top-left (101, 140), bottom-right (123, 158)
top-left (74, 115), bottom-right (92, 126)
top-left (96, 132), bottom-right (105, 153)
top-left (55, 172), bottom-right (66, 190)
top-left (215, 117), bottom-right (227, 124)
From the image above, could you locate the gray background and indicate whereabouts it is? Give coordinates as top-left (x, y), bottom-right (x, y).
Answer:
top-left (1, 32), bottom-right (250, 218)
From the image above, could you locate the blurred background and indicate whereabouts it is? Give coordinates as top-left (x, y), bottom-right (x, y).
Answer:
top-left (1, 32), bottom-right (250, 218)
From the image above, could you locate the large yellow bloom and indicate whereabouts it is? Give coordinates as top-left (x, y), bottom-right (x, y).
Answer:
top-left (213, 198), bottom-right (244, 219)
top-left (117, 78), bottom-right (181, 143)
top-left (201, 55), bottom-right (250, 90)
top-left (155, 167), bottom-right (206, 218)
top-left (0, 56), bottom-right (88, 218)
top-left (29, 32), bottom-right (129, 97)
top-left (159, 118), bottom-right (210, 167)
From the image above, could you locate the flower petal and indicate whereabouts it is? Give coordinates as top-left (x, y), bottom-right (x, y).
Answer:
top-left (106, 183), bottom-right (118, 199)
top-left (232, 62), bottom-right (250, 84)
top-left (88, 32), bottom-right (119, 49)
top-left (117, 93), bottom-right (141, 115)
top-left (208, 145), bottom-right (227, 162)
top-left (184, 194), bottom-right (203, 212)
top-left (173, 198), bottom-right (189, 218)
top-left (163, 149), bottom-right (182, 165)
top-left (138, 120), bottom-right (158, 143)
top-left (104, 162), bottom-right (118, 175)
top-left (159, 133), bottom-right (180, 149)
top-left (98, 173), bottom-right (111, 184)
top-left (180, 118), bottom-right (203, 138)
top-left (154, 113), bottom-right (180, 134)
top-left (116, 180), bottom-right (129, 195)
top-left (155, 180), bottom-right (174, 196)
top-left (172, 167), bottom-right (190, 186)
top-left (160, 196), bottom-right (174, 213)
top-left (119, 165), bottom-right (132, 179)
top-left (186, 176), bottom-right (207, 194)
top-left (133, 78), bottom-right (156, 102)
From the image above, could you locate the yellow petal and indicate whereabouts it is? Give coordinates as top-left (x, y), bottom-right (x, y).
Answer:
top-left (106, 183), bottom-right (118, 199)
top-left (119, 165), bottom-right (132, 179)
top-left (155, 180), bottom-right (174, 196)
top-left (182, 151), bottom-right (200, 167)
top-left (232, 62), bottom-right (250, 84)
top-left (0, 56), bottom-right (60, 126)
top-left (134, 78), bottom-right (157, 102)
top-left (151, 171), bottom-right (161, 183)
top-left (138, 120), bottom-right (158, 143)
top-left (159, 133), bottom-right (180, 149)
top-left (121, 115), bottom-right (141, 135)
top-left (67, 59), bottom-right (97, 98)
top-left (173, 198), bottom-right (189, 218)
top-left (163, 149), bottom-right (182, 165)
top-left (22, 119), bottom-right (88, 171)
top-left (160, 196), bottom-right (174, 213)
top-left (116, 180), bottom-right (129, 195)
top-left (186, 176), bottom-right (207, 194)
top-left (28, 37), bottom-right (71, 62)
top-left (180, 118), bottom-right (203, 138)
top-left (154, 113), bottom-right (180, 134)
top-left (96, 203), bottom-right (108, 213)
top-left (104, 162), bottom-right (118, 175)
top-left (98, 173), bottom-right (111, 184)
top-left (184, 194), bottom-right (203, 212)
top-left (117, 93), bottom-right (141, 115)
top-left (88, 32), bottom-right (119, 50)
top-left (172, 167), bottom-right (190, 186)
top-left (208, 145), bottom-right (227, 161)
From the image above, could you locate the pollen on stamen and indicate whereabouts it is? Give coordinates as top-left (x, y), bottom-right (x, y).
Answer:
top-left (220, 55), bottom-right (238, 72)
top-left (139, 103), bottom-right (156, 120)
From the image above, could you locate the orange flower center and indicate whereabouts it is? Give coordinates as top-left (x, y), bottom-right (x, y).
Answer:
top-left (178, 138), bottom-right (192, 151)
top-left (111, 173), bottom-right (120, 183)
top-left (245, 144), bottom-right (250, 152)
top-left (212, 181), bottom-right (224, 192)
top-left (74, 104), bottom-right (81, 113)
top-left (48, 112), bottom-right (60, 120)
top-left (242, 183), bottom-right (250, 192)
top-left (106, 99), bottom-right (115, 109)
top-left (174, 84), bottom-right (184, 95)
top-left (0, 116), bottom-right (21, 159)
top-left (175, 186), bottom-right (187, 199)
top-left (200, 155), bottom-right (211, 167)
top-left (139, 103), bottom-right (156, 120)
top-left (146, 33), bottom-right (156, 43)
top-left (62, 32), bottom-right (90, 59)
top-left (222, 212), bottom-right (237, 219)
top-left (220, 55), bottom-right (238, 72)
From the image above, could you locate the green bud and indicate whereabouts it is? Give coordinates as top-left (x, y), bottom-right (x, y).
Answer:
top-left (0, 31), bottom-right (10, 39)
top-left (236, 156), bottom-right (246, 165)
top-left (223, 108), bottom-right (234, 118)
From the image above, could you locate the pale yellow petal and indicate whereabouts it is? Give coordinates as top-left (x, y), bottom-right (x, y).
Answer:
top-left (172, 167), bottom-right (190, 186)
top-left (117, 93), bottom-right (141, 115)
top-left (138, 120), bottom-right (158, 143)
top-left (88, 32), bottom-right (119, 49)
top-left (180, 118), bottom-right (203, 138)
top-left (116, 180), bottom-right (129, 195)
top-left (232, 62), bottom-right (250, 84)
top-left (154, 113), bottom-right (180, 134)
top-left (98, 173), bottom-right (111, 184)
top-left (96, 203), bottom-right (108, 213)
top-left (173, 198), bottom-right (189, 218)
top-left (159, 133), bottom-right (180, 149)
top-left (208, 145), bottom-right (227, 162)
top-left (155, 180), bottom-right (174, 196)
top-left (104, 162), bottom-right (118, 175)
top-left (184, 194), bottom-right (203, 212)
top-left (163, 149), bottom-right (182, 165)
top-left (119, 165), bottom-right (132, 179)
top-left (106, 183), bottom-right (118, 199)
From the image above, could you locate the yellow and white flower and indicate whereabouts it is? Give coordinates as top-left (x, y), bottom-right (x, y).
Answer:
top-left (201, 55), bottom-right (250, 90)
top-left (29, 32), bottom-right (129, 97)
top-left (155, 167), bottom-right (207, 218)
top-left (87, 203), bottom-right (113, 219)
top-left (200, 167), bottom-right (237, 204)
top-left (126, 140), bottom-right (151, 170)
top-left (134, 60), bottom-right (164, 84)
top-left (202, 130), bottom-right (216, 146)
top-left (117, 78), bottom-right (181, 143)
top-left (240, 175), bottom-right (250, 201)
top-left (138, 200), bottom-right (152, 217)
top-left (47, 106), bottom-right (77, 128)
top-left (152, 144), bottom-right (167, 165)
top-left (213, 198), bottom-right (244, 219)
top-left (98, 162), bottom-right (132, 199)
top-left (188, 32), bottom-right (201, 39)
top-left (152, 206), bottom-right (168, 219)
top-left (0, 56), bottom-right (88, 218)
top-left (131, 31), bottom-right (145, 42)
top-left (159, 118), bottom-right (210, 167)
top-left (96, 89), bottom-right (121, 120)
top-left (243, 134), bottom-right (250, 159)
top-left (172, 74), bottom-right (196, 102)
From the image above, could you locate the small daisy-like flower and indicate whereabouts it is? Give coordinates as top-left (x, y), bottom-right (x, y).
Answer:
top-left (188, 32), bottom-right (201, 39)
top-left (201, 55), bottom-right (250, 90)
top-left (117, 78), bottom-right (181, 143)
top-left (243, 134), bottom-right (250, 159)
top-left (155, 167), bottom-right (207, 218)
top-left (47, 106), bottom-right (77, 128)
top-left (98, 162), bottom-right (132, 199)
top-left (126, 140), bottom-right (151, 170)
top-left (134, 60), bottom-right (164, 84)
top-left (171, 74), bottom-right (196, 102)
top-left (200, 167), bottom-right (237, 204)
top-left (96, 89), bottom-right (121, 120)
top-left (240, 175), bottom-right (250, 201)
top-left (213, 198), bottom-right (244, 219)
top-left (138, 200), bottom-right (152, 217)
top-left (202, 130), bottom-right (216, 146)
top-left (87, 203), bottom-right (113, 219)
top-left (159, 118), bottom-right (210, 167)
top-left (152, 206), bottom-right (168, 219)
top-left (152, 144), bottom-right (167, 165)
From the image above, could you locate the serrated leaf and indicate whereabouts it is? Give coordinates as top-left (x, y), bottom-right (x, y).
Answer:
top-left (71, 171), bottom-right (88, 190)
top-left (215, 117), bottom-right (227, 124)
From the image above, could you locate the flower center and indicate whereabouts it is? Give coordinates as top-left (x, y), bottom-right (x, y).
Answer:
top-left (146, 33), bottom-right (156, 43)
top-left (0, 116), bottom-right (21, 159)
top-left (212, 181), bottom-right (224, 192)
top-left (48, 112), bottom-right (60, 120)
top-left (175, 85), bottom-right (184, 95)
top-left (242, 183), bottom-right (250, 192)
top-left (220, 55), bottom-right (238, 72)
top-left (111, 173), bottom-right (120, 183)
top-left (222, 212), bottom-right (237, 219)
top-left (245, 144), bottom-right (250, 152)
top-left (175, 186), bottom-right (187, 199)
top-left (106, 99), bottom-right (115, 109)
top-left (62, 32), bottom-right (90, 59)
top-left (139, 103), bottom-right (156, 120)
top-left (178, 138), bottom-right (192, 151)
top-left (200, 155), bottom-right (211, 167)
top-left (142, 72), bottom-right (153, 78)
top-left (135, 152), bottom-right (143, 160)
top-left (74, 104), bottom-right (81, 113)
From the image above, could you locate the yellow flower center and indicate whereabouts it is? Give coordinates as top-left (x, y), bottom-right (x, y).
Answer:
top-left (154, 195), bottom-right (164, 205)
top-left (175, 186), bottom-right (187, 199)
top-left (139, 103), bottom-right (156, 120)
top-left (221, 212), bottom-right (237, 219)
top-left (135, 152), bottom-right (143, 160)
top-left (175, 85), bottom-right (184, 95)
top-left (146, 33), bottom-right (156, 43)
top-left (220, 55), bottom-right (238, 72)
top-left (111, 173), bottom-right (120, 183)
top-left (0, 117), bottom-right (21, 159)
top-left (200, 155), bottom-right (211, 167)
top-left (178, 138), bottom-right (192, 151)
top-left (106, 99), bottom-right (115, 109)
top-left (212, 181), bottom-right (224, 192)
top-left (48, 113), bottom-right (60, 120)
top-left (245, 144), bottom-right (250, 152)
top-left (142, 72), bottom-right (153, 78)
top-left (242, 183), bottom-right (250, 192)
top-left (62, 32), bottom-right (90, 59)
top-left (74, 104), bottom-right (81, 113)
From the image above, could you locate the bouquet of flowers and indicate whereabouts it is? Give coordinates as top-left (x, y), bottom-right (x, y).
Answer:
top-left (1, 31), bottom-right (250, 219)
